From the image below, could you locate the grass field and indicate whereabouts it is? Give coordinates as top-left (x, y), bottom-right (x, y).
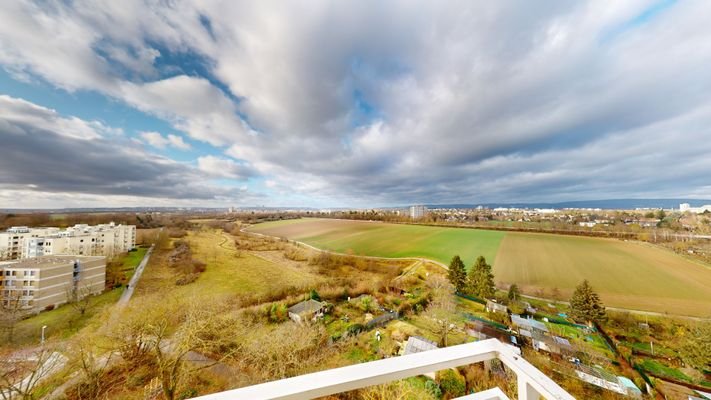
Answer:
top-left (250, 218), bottom-right (504, 266)
top-left (117, 246), bottom-right (147, 280)
top-left (249, 218), bottom-right (711, 317)
top-left (136, 229), bottom-right (323, 301)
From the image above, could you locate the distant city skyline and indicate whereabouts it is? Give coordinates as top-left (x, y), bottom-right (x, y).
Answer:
top-left (2, 1), bottom-right (711, 208)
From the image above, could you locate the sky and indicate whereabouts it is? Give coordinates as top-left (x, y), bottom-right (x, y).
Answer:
top-left (1, 0), bottom-right (711, 209)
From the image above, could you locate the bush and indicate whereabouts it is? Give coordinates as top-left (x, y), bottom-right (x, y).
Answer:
top-left (425, 379), bottom-right (442, 398)
top-left (191, 260), bottom-right (207, 273)
top-left (167, 228), bottom-right (187, 238)
top-left (347, 323), bottom-right (365, 336)
top-left (178, 389), bottom-right (198, 399)
top-left (267, 303), bottom-right (289, 323)
top-left (175, 273), bottom-right (199, 286)
top-left (437, 369), bottom-right (466, 399)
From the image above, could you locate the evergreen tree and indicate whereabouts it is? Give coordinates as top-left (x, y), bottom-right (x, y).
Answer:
top-left (507, 284), bottom-right (520, 302)
top-left (447, 255), bottom-right (467, 293)
top-left (569, 280), bottom-right (606, 324)
top-left (467, 256), bottom-right (495, 299)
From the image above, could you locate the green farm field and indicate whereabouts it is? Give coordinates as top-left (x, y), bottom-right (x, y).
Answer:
top-left (250, 218), bottom-right (504, 266)
top-left (249, 218), bottom-right (711, 317)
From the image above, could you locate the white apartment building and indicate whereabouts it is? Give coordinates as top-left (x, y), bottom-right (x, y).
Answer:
top-left (680, 203), bottom-right (711, 214)
top-left (0, 223), bottom-right (135, 260)
top-left (0, 255), bottom-right (106, 312)
top-left (409, 205), bottom-right (428, 219)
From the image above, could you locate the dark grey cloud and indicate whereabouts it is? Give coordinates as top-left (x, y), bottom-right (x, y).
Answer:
top-left (0, 95), bottom-right (255, 201)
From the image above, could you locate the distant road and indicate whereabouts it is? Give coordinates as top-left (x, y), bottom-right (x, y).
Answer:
top-left (117, 244), bottom-right (154, 307)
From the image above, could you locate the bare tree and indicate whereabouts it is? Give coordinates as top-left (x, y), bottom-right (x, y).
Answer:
top-left (110, 298), bottom-right (232, 400)
top-left (65, 284), bottom-right (94, 317)
top-left (148, 305), bottom-right (235, 400)
top-left (66, 333), bottom-right (116, 400)
top-left (0, 291), bottom-right (26, 343)
top-left (425, 275), bottom-right (458, 347)
top-left (0, 346), bottom-right (65, 400)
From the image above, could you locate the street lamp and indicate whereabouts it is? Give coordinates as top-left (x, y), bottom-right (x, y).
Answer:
top-left (41, 325), bottom-right (47, 345)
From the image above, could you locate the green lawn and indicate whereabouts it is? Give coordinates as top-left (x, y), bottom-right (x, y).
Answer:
top-left (11, 288), bottom-right (123, 346)
top-left (117, 246), bottom-right (148, 280)
top-left (622, 341), bottom-right (676, 357)
top-left (636, 359), bottom-right (692, 382)
top-left (249, 218), bottom-right (711, 317)
top-left (249, 218), bottom-right (505, 267)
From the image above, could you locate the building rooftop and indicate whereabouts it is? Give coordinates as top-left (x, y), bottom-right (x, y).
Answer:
top-left (4, 255), bottom-right (105, 269)
top-left (511, 315), bottom-right (549, 333)
top-left (287, 299), bottom-right (326, 315)
top-left (403, 336), bottom-right (438, 355)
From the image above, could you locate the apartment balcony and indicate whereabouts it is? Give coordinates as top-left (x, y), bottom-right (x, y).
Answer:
top-left (193, 338), bottom-right (574, 400)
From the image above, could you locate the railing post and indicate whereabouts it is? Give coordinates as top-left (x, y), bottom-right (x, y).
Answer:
top-left (517, 375), bottom-right (540, 400)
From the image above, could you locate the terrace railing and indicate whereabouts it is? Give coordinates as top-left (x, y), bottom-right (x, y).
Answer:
top-left (192, 338), bottom-right (574, 400)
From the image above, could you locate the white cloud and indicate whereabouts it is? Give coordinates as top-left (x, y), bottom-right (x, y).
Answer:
top-left (121, 76), bottom-right (250, 146)
top-left (197, 155), bottom-right (254, 180)
top-left (140, 131), bottom-right (191, 150)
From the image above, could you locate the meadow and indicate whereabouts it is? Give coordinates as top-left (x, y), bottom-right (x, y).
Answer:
top-left (249, 218), bottom-right (711, 317)
top-left (135, 229), bottom-right (324, 302)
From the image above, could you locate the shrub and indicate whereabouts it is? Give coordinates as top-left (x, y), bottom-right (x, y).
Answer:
top-left (175, 273), bottom-right (199, 286)
top-left (437, 368), bottom-right (466, 399)
top-left (347, 323), bottom-right (365, 336)
top-left (191, 260), bottom-right (207, 273)
top-left (167, 228), bottom-right (187, 238)
top-left (178, 389), bottom-right (198, 400)
top-left (425, 379), bottom-right (442, 398)
top-left (267, 303), bottom-right (289, 323)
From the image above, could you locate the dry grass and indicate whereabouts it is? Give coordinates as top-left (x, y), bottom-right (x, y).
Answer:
top-left (495, 233), bottom-right (711, 317)
top-left (135, 229), bottom-right (324, 305)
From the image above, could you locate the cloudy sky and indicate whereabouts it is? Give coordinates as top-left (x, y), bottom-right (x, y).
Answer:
top-left (1, 0), bottom-right (710, 209)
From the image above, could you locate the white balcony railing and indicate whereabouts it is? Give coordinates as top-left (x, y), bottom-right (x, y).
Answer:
top-left (192, 338), bottom-right (574, 400)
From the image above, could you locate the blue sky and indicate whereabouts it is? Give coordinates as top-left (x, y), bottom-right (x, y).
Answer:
top-left (1, 1), bottom-right (711, 209)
